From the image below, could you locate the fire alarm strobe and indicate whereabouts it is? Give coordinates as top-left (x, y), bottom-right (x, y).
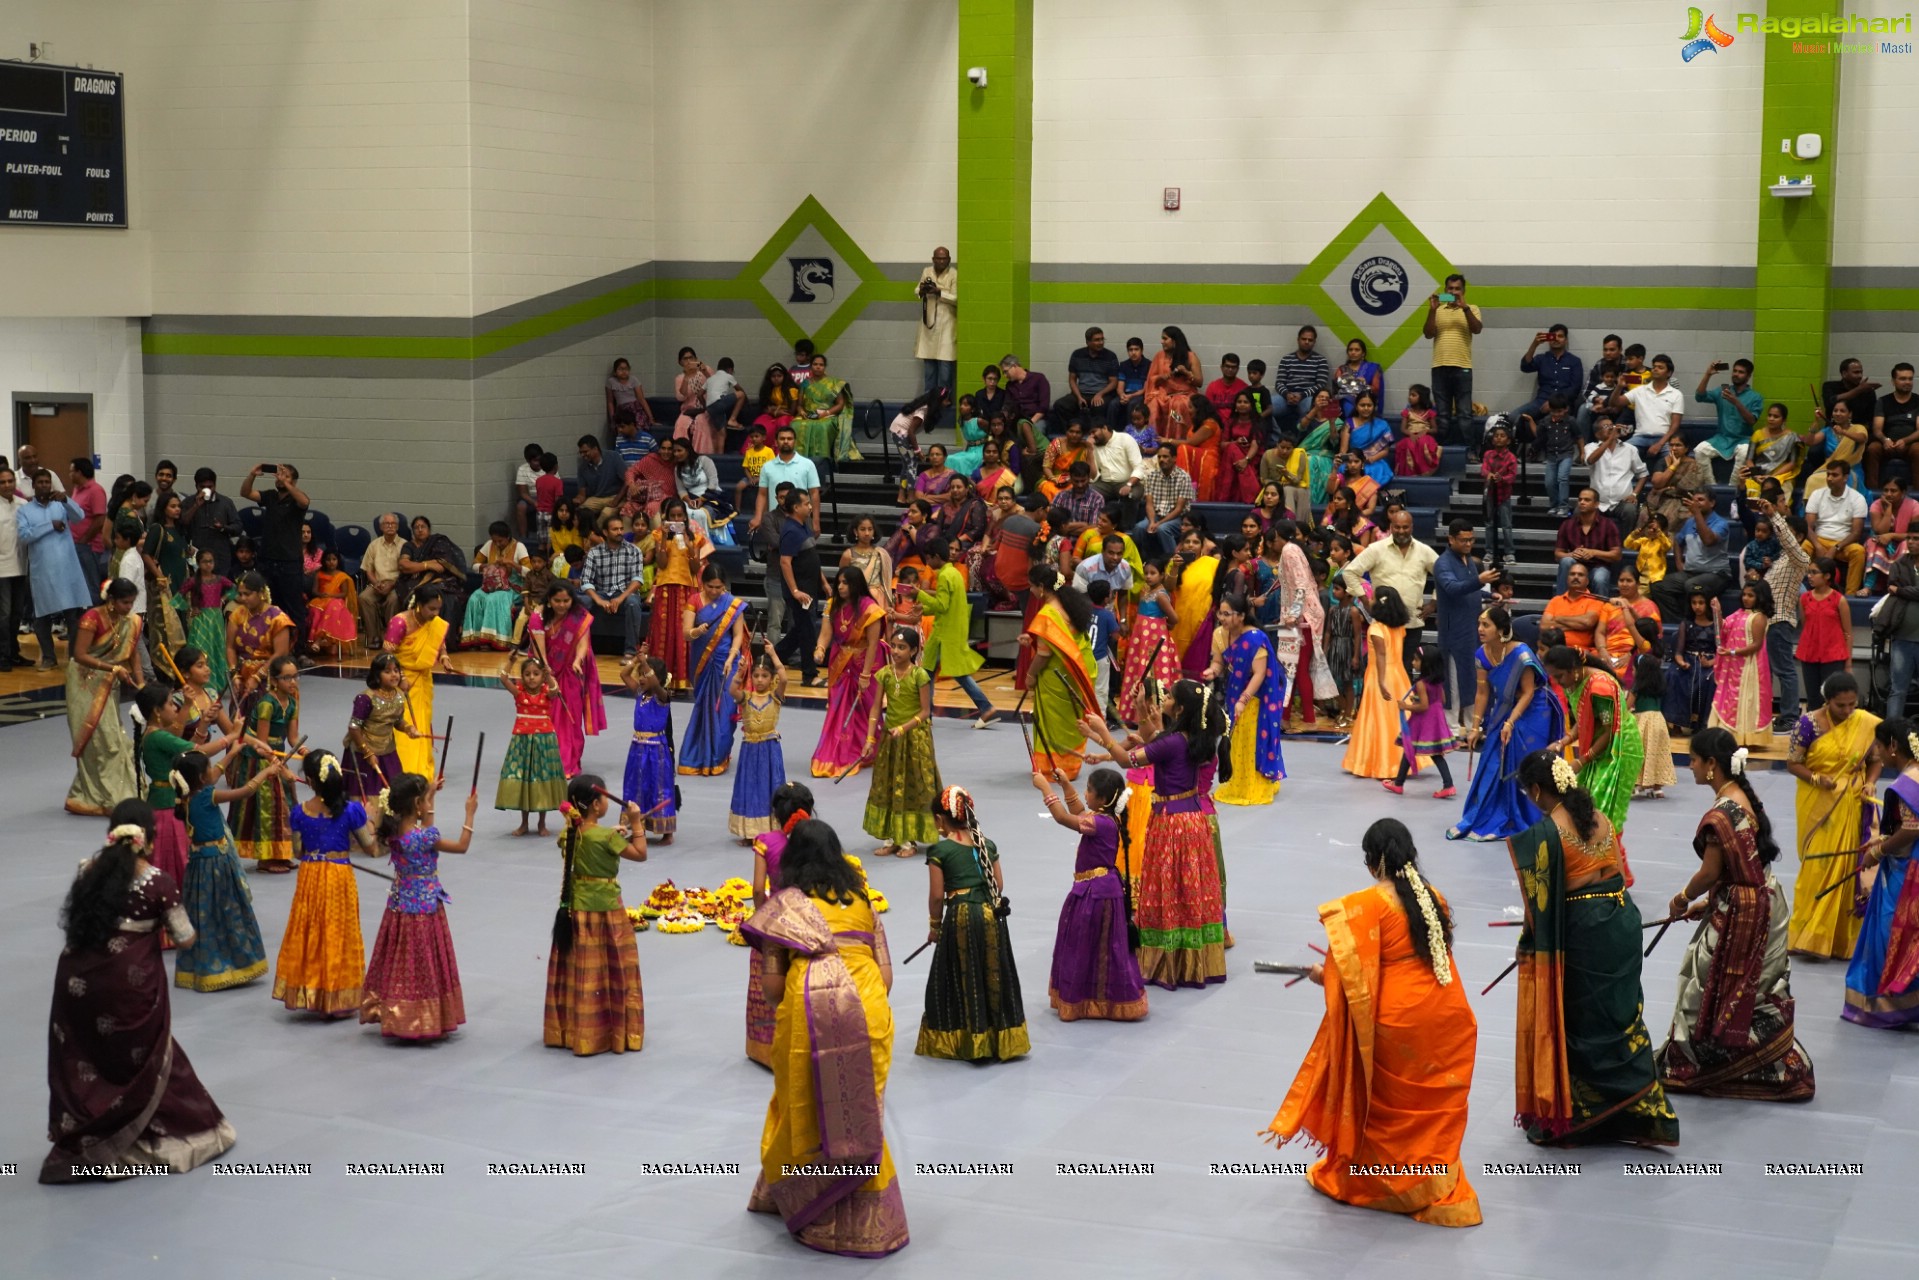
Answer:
top-left (1163, 187), bottom-right (1181, 211)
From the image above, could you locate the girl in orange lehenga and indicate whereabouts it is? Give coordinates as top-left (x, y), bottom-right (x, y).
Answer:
top-left (1342, 584), bottom-right (1414, 779)
top-left (305, 548), bottom-right (360, 658)
top-left (645, 499), bottom-right (709, 690)
top-left (1268, 818), bottom-right (1480, 1227)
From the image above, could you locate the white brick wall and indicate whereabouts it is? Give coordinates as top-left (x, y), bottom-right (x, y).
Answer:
top-left (650, 0), bottom-right (958, 264)
top-left (1033, 0), bottom-right (1764, 267)
top-left (1834, 46), bottom-right (1919, 268)
top-left (0, 318), bottom-right (143, 473)
top-left (470, 0), bottom-right (654, 315)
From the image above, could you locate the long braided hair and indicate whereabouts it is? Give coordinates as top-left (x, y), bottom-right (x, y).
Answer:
top-left (1084, 768), bottom-right (1138, 949)
top-left (62, 800), bottom-right (157, 952)
top-left (1361, 817), bottom-right (1453, 982)
top-left (933, 785), bottom-right (1007, 916)
top-left (1689, 726), bottom-right (1781, 864)
top-left (554, 774), bottom-right (607, 955)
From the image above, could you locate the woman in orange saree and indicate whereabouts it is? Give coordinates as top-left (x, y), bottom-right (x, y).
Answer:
top-left (1144, 326), bottom-right (1202, 438)
top-left (1169, 394), bottom-right (1222, 503)
top-left (1268, 818), bottom-right (1480, 1227)
top-left (1024, 566), bottom-right (1100, 780)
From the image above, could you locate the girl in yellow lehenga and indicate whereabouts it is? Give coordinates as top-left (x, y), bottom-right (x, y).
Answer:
top-left (383, 584), bottom-right (457, 778)
top-left (1785, 670), bottom-right (1881, 959)
top-left (742, 819), bottom-right (907, 1258)
top-left (1168, 526), bottom-right (1219, 680)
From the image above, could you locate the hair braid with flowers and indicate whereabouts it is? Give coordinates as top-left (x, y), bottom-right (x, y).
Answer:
top-left (553, 775), bottom-right (605, 955)
top-left (935, 785), bottom-right (1005, 914)
top-left (1360, 818), bottom-right (1454, 980)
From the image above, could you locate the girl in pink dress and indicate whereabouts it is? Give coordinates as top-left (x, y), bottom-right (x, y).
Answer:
top-left (533, 582), bottom-right (606, 776)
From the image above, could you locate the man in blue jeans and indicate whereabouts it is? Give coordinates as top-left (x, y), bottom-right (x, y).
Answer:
top-left (1133, 447), bottom-right (1195, 559)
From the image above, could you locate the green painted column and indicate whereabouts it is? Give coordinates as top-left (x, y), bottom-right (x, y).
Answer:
top-left (956, 0), bottom-right (1033, 377)
top-left (1752, 5), bottom-right (1841, 409)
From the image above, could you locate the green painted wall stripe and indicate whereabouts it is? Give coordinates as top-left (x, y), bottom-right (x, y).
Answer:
top-left (956, 0), bottom-right (1033, 374)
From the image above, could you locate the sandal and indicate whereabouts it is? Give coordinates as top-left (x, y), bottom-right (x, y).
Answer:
top-left (1444, 826), bottom-right (1468, 841)
top-left (974, 711), bottom-right (999, 729)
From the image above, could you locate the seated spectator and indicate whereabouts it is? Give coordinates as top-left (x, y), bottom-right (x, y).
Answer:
top-left (1869, 362), bottom-right (1919, 489)
top-left (1133, 448), bottom-right (1194, 559)
top-left (795, 353), bottom-right (854, 461)
top-left (1260, 435), bottom-right (1313, 525)
top-left (1243, 359), bottom-right (1276, 428)
top-left (975, 437), bottom-right (1018, 503)
top-left (300, 522), bottom-right (325, 580)
top-left (1329, 453), bottom-right (1380, 522)
top-left (396, 516), bottom-right (469, 644)
top-left (703, 355), bottom-right (745, 452)
top-left (307, 546), bottom-right (359, 658)
top-left (1651, 491), bottom-right (1735, 622)
top-left (1121, 401), bottom-right (1159, 458)
top-left (1583, 417), bottom-right (1648, 533)
top-left (1866, 475), bottom-right (1919, 592)
top-left (1001, 354), bottom-right (1053, 438)
top-left (1648, 437), bottom-right (1710, 533)
top-left (1272, 325), bottom-right (1330, 441)
top-left (557, 543), bottom-right (584, 579)
top-left (1114, 338), bottom-right (1150, 427)
top-left (531, 451), bottom-right (563, 550)
top-left (1543, 563), bottom-right (1604, 653)
top-left (1692, 358), bottom-right (1762, 479)
top-left (1345, 391), bottom-right (1393, 487)
top-left (1510, 324), bottom-right (1583, 434)
top-left (671, 438), bottom-right (729, 532)
top-left (357, 512), bottom-right (406, 643)
top-left (464, 521), bottom-right (529, 651)
top-left (1623, 509), bottom-right (1672, 586)
top-left (1803, 397), bottom-right (1869, 500)
top-left (1803, 459), bottom-right (1869, 593)
top-left (939, 474), bottom-right (991, 580)
top-left (1742, 516), bottom-right (1781, 582)
top-left (575, 434), bottom-right (625, 525)
top-left (580, 513), bottom-right (646, 660)
top-left (1203, 352), bottom-right (1248, 421)
top-left (605, 357), bottom-right (652, 431)
top-left (1321, 486), bottom-right (1378, 550)
top-left (974, 362), bottom-right (1010, 425)
top-left (1333, 338), bottom-right (1384, 420)
top-left (754, 362), bottom-right (801, 442)
top-left (512, 442), bottom-right (544, 539)
top-left (1085, 421), bottom-right (1144, 514)
top-left (548, 498), bottom-right (585, 564)
top-left (1736, 403), bottom-right (1803, 501)
top-left (610, 411), bottom-right (659, 470)
top-left (1611, 353), bottom-right (1685, 457)
top-left (1823, 356), bottom-right (1882, 423)
top-left (1054, 461), bottom-right (1105, 542)
top-left (1251, 482), bottom-right (1287, 531)
top-left (1052, 327), bottom-right (1121, 431)
top-left (1555, 489), bottom-right (1623, 597)
top-left (1036, 421), bottom-right (1091, 503)
top-left (1394, 383), bottom-right (1440, 477)
top-left (789, 338), bottom-right (816, 386)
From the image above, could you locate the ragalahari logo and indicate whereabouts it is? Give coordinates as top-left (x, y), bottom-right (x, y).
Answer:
top-left (1680, 8), bottom-right (1736, 60)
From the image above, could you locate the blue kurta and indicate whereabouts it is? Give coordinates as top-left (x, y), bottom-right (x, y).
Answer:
top-left (17, 497), bottom-right (94, 613)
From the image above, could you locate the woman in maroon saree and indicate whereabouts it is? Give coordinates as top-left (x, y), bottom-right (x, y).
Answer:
top-left (742, 819), bottom-right (907, 1257)
top-left (43, 801), bottom-right (237, 1183)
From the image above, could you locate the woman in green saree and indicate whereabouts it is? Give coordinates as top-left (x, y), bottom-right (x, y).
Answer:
top-left (1505, 749), bottom-right (1679, 1149)
top-left (796, 353), bottom-right (858, 461)
top-left (1295, 388), bottom-right (1346, 507)
top-left (65, 578), bottom-right (144, 817)
top-left (1545, 645), bottom-right (1645, 859)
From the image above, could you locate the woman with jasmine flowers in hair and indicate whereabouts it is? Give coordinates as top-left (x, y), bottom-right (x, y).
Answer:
top-left (1267, 817), bottom-right (1479, 1227)
top-left (1656, 728), bottom-right (1814, 1100)
top-left (1506, 750), bottom-right (1678, 1148)
top-left (917, 785), bottom-right (1029, 1061)
top-left (276, 751), bottom-right (378, 1016)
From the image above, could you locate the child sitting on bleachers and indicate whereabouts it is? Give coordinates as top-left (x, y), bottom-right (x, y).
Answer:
top-left (736, 423), bottom-right (773, 518)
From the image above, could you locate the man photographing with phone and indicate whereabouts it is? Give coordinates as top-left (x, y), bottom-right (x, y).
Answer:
top-left (1692, 357), bottom-right (1762, 481)
top-left (240, 462), bottom-right (312, 659)
top-left (1424, 274), bottom-right (1482, 448)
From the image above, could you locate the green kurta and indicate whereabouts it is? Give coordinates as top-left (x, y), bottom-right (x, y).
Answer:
top-left (143, 729), bottom-right (193, 808)
top-left (916, 562), bottom-right (983, 679)
top-left (563, 824), bottom-right (629, 911)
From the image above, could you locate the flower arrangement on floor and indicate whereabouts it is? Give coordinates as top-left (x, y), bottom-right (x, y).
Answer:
top-left (655, 906), bottom-right (707, 934)
top-left (640, 880), bottom-right (683, 918)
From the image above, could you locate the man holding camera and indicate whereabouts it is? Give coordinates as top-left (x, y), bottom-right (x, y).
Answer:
top-left (1424, 274), bottom-right (1482, 447)
top-left (915, 247), bottom-right (957, 425)
top-left (241, 462), bottom-right (311, 652)
top-left (1692, 358), bottom-right (1763, 481)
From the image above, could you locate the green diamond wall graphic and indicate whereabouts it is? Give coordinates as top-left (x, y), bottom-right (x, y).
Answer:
top-left (737, 196), bottom-right (902, 350)
top-left (1297, 193), bottom-right (1456, 368)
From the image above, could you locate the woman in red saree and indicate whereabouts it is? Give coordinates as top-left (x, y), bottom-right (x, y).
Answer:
top-left (1268, 818), bottom-right (1479, 1227)
top-left (43, 803), bottom-right (236, 1182)
top-left (810, 565), bottom-right (887, 778)
top-left (531, 582), bottom-right (605, 776)
top-left (1657, 728), bottom-right (1815, 1100)
top-left (1217, 390), bottom-right (1265, 503)
top-left (743, 820), bottom-right (907, 1257)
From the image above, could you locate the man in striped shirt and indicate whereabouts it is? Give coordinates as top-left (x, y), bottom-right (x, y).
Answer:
top-left (1271, 325), bottom-right (1330, 442)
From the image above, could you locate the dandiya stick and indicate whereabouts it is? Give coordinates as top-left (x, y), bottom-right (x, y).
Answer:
top-left (436, 715), bottom-right (455, 786)
top-left (470, 731), bottom-right (486, 796)
top-left (900, 938), bottom-right (934, 966)
top-left (1482, 958), bottom-right (1518, 995)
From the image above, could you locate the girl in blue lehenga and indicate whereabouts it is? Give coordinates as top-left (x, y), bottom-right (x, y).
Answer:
top-left (679, 564), bottom-right (749, 777)
top-left (1450, 606), bottom-right (1564, 842)
top-left (174, 750), bottom-right (279, 991)
top-left (621, 655), bottom-right (678, 842)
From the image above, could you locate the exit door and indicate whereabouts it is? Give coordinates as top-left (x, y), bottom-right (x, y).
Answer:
top-left (11, 395), bottom-right (93, 471)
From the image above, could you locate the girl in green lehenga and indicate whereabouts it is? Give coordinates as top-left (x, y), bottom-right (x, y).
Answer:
top-left (1506, 750), bottom-right (1679, 1149)
top-left (182, 548), bottom-right (234, 692)
top-left (796, 353), bottom-right (858, 461)
top-left (1295, 388), bottom-right (1346, 507)
top-left (1545, 645), bottom-right (1645, 865)
top-left (65, 579), bottom-right (144, 817)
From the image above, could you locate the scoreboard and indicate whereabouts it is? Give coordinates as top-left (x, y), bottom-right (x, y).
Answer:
top-left (0, 62), bottom-right (126, 229)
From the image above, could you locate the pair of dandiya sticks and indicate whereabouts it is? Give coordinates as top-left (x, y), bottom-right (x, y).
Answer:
top-left (335, 717), bottom-right (488, 882)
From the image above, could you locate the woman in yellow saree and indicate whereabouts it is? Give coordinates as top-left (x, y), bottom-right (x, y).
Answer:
top-left (1024, 567), bottom-right (1100, 780)
top-left (1785, 670), bottom-right (1881, 959)
top-left (65, 580), bottom-right (143, 817)
top-left (742, 819), bottom-right (907, 1258)
top-left (1169, 527), bottom-right (1219, 679)
top-left (383, 584), bottom-right (457, 777)
top-left (1268, 818), bottom-right (1480, 1227)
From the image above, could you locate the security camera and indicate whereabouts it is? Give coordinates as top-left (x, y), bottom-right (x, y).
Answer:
top-left (966, 66), bottom-right (988, 87)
